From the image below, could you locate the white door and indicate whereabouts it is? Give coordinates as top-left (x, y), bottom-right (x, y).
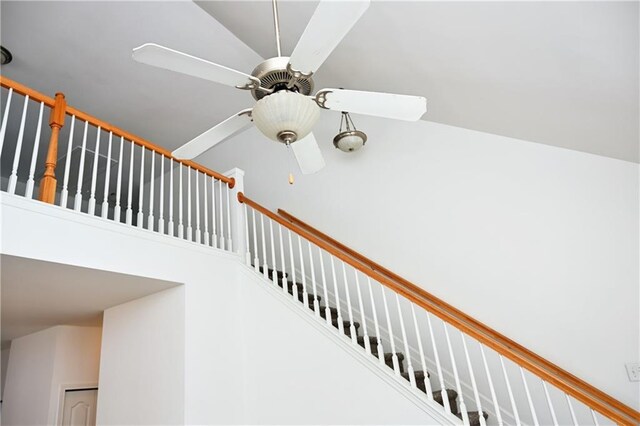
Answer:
top-left (61, 388), bottom-right (98, 426)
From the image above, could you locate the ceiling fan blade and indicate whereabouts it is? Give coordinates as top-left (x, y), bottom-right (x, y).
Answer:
top-left (132, 43), bottom-right (257, 88)
top-left (317, 88), bottom-right (427, 121)
top-left (291, 133), bottom-right (325, 175)
top-left (172, 110), bottom-right (253, 160)
top-left (289, 0), bottom-right (370, 75)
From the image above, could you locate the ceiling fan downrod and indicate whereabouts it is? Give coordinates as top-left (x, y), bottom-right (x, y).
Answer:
top-left (272, 0), bottom-right (282, 57)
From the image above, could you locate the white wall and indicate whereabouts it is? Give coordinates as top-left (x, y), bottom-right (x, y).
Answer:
top-left (199, 113), bottom-right (640, 410)
top-left (237, 267), bottom-right (444, 425)
top-left (98, 287), bottom-right (185, 425)
top-left (1, 345), bottom-right (11, 401)
top-left (1, 194), bottom-right (244, 425)
top-left (1, 192), bottom-right (450, 425)
top-left (2, 325), bottom-right (102, 425)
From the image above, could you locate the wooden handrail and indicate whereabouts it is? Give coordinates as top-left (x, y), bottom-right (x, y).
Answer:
top-left (277, 210), bottom-right (640, 423)
top-left (237, 196), bottom-right (638, 425)
top-left (0, 76), bottom-right (234, 188)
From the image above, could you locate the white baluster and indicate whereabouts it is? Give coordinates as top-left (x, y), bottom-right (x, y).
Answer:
top-left (479, 344), bottom-right (503, 425)
top-left (0, 88), bottom-right (14, 154)
top-left (590, 409), bottom-right (600, 425)
top-left (354, 272), bottom-right (370, 353)
top-left (60, 115), bottom-right (76, 208)
top-left (462, 334), bottom-right (485, 426)
top-left (252, 209), bottom-right (259, 272)
top-left (542, 381), bottom-right (559, 426)
top-left (25, 101), bottom-right (44, 199)
top-left (380, 283), bottom-right (400, 375)
top-left (269, 220), bottom-right (277, 281)
top-left (137, 146), bottom-right (145, 228)
top-left (297, 235), bottom-right (310, 308)
top-left (114, 136), bottom-right (124, 222)
top-left (211, 177), bottom-right (217, 248)
top-left (158, 155), bottom-right (165, 234)
top-left (287, 229), bottom-right (298, 301)
top-left (443, 323), bottom-right (469, 424)
top-left (7, 95), bottom-right (29, 194)
top-left (87, 126), bottom-right (101, 215)
top-left (367, 277), bottom-right (385, 362)
top-left (426, 311), bottom-right (452, 414)
top-left (100, 132), bottom-right (113, 219)
top-left (125, 140), bottom-right (134, 225)
top-left (278, 224), bottom-right (287, 290)
top-left (195, 172), bottom-right (201, 242)
top-left (500, 355), bottom-right (521, 425)
top-left (74, 121), bottom-right (89, 212)
top-left (396, 294), bottom-right (416, 388)
top-left (341, 262), bottom-right (357, 344)
top-left (202, 175), bottom-right (208, 244)
top-left (520, 367), bottom-right (538, 426)
top-left (410, 303), bottom-right (433, 399)
top-left (218, 179), bottom-right (224, 249)
top-left (566, 394), bottom-right (578, 426)
top-left (318, 249), bottom-right (332, 325)
top-left (178, 163), bottom-right (184, 238)
top-left (168, 159), bottom-right (174, 236)
top-left (186, 166), bottom-right (192, 240)
top-left (261, 214), bottom-right (269, 277)
top-left (147, 151), bottom-right (155, 231)
top-left (307, 241), bottom-right (320, 316)
top-left (329, 256), bottom-right (344, 334)
top-left (243, 204), bottom-right (251, 265)
top-left (226, 182), bottom-right (232, 251)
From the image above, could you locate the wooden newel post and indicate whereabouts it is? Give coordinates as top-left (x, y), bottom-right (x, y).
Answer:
top-left (39, 92), bottom-right (66, 203)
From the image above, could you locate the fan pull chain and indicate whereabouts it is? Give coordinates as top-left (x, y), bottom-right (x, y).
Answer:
top-left (286, 142), bottom-right (295, 185)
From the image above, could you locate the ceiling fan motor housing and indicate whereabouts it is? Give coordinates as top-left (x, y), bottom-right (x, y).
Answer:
top-left (250, 56), bottom-right (314, 101)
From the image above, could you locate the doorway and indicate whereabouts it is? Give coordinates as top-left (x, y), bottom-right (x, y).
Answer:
top-left (60, 388), bottom-right (98, 426)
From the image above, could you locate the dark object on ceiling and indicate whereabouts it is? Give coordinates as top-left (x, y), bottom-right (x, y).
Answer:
top-left (1, 46), bottom-right (12, 65)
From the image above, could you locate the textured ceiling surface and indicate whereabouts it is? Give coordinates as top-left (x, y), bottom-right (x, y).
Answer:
top-left (1, 1), bottom-right (638, 162)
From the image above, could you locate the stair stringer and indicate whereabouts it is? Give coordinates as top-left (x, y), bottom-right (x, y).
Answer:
top-left (237, 265), bottom-right (463, 425)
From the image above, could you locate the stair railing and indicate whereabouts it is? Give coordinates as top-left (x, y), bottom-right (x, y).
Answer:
top-left (0, 76), bottom-right (244, 253)
top-left (238, 194), bottom-right (640, 426)
top-left (1, 76), bottom-right (638, 425)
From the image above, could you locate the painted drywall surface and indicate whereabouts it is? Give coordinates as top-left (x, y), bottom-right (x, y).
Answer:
top-left (1, 345), bottom-right (10, 401)
top-left (2, 327), bottom-right (57, 425)
top-left (238, 269), bottom-right (443, 425)
top-left (2, 325), bottom-right (101, 425)
top-left (199, 113), bottom-right (640, 409)
top-left (48, 326), bottom-right (102, 423)
top-left (98, 287), bottom-right (185, 425)
top-left (1, 195), bottom-right (245, 424)
top-left (1, 194), bottom-right (458, 425)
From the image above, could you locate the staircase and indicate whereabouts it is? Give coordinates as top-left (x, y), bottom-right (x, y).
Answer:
top-left (261, 265), bottom-right (489, 425)
top-left (1, 75), bottom-right (638, 426)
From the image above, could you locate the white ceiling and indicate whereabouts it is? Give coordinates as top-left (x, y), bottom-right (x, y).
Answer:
top-left (0, 255), bottom-right (178, 344)
top-left (1, 1), bottom-right (637, 162)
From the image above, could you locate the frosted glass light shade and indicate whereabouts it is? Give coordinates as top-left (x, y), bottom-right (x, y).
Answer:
top-left (252, 91), bottom-right (320, 143)
top-left (333, 130), bottom-right (367, 152)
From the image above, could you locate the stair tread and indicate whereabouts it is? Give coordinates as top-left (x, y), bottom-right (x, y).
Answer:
top-left (457, 411), bottom-right (489, 426)
top-left (400, 370), bottom-right (431, 381)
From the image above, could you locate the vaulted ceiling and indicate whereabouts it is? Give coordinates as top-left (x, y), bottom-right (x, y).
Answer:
top-left (1, 1), bottom-right (638, 162)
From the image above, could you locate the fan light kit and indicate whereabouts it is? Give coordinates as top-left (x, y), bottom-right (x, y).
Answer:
top-left (132, 0), bottom-right (426, 180)
top-left (334, 111), bottom-right (367, 152)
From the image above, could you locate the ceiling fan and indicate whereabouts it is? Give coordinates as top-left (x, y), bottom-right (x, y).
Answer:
top-left (132, 0), bottom-right (426, 175)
